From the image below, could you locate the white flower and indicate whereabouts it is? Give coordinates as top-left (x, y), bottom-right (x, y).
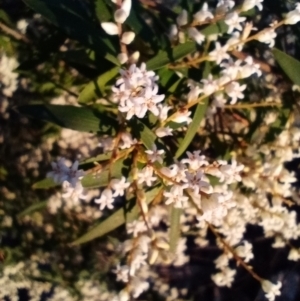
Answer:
top-left (164, 185), bottom-right (189, 208)
top-left (261, 280), bottom-right (282, 301)
top-left (225, 81), bottom-right (247, 104)
top-left (110, 177), bottom-right (130, 197)
top-left (157, 104), bottom-right (172, 121)
top-left (256, 28), bottom-right (277, 47)
top-left (137, 166), bottom-right (157, 186)
top-left (155, 126), bottom-right (173, 137)
top-left (172, 108), bottom-right (192, 124)
top-left (120, 132), bottom-right (137, 149)
top-left (117, 53), bottom-right (128, 64)
top-left (201, 74), bottom-right (219, 95)
top-left (126, 220), bottom-right (147, 237)
top-left (193, 3), bottom-right (213, 23)
top-left (101, 22), bottom-right (119, 35)
top-left (181, 150), bottom-right (208, 170)
top-left (209, 42), bottom-right (230, 64)
top-left (288, 248), bottom-right (300, 261)
top-left (168, 24), bottom-right (178, 40)
top-left (284, 3), bottom-right (300, 25)
top-left (235, 241), bottom-right (253, 262)
top-left (114, 0), bottom-right (131, 24)
top-left (211, 267), bottom-right (236, 287)
top-left (113, 265), bottom-right (129, 282)
top-left (95, 188), bottom-right (115, 210)
top-left (187, 28), bottom-right (205, 45)
top-left (177, 9), bottom-right (188, 26)
top-left (225, 12), bottom-right (246, 34)
top-left (241, 0), bottom-right (264, 12)
top-left (121, 31), bottom-right (135, 44)
top-left (145, 144), bottom-right (165, 164)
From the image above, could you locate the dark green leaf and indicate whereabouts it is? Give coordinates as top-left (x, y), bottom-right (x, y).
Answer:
top-left (32, 178), bottom-right (57, 189)
top-left (18, 201), bottom-right (48, 218)
top-left (81, 158), bottom-right (128, 188)
top-left (22, 0), bottom-right (119, 65)
top-left (18, 104), bottom-right (118, 134)
top-left (78, 66), bottom-right (119, 103)
top-left (175, 98), bottom-right (208, 158)
top-left (273, 48), bottom-right (300, 86)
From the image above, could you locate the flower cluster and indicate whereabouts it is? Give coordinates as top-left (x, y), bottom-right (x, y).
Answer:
top-left (112, 63), bottom-right (165, 120)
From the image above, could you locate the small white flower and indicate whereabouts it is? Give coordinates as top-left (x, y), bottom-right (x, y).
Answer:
top-left (187, 28), bottom-right (205, 45)
top-left (113, 265), bottom-right (129, 282)
top-left (95, 188), bottom-right (115, 210)
top-left (155, 126), bottom-right (173, 137)
top-left (118, 53), bottom-right (128, 64)
top-left (121, 31), bottom-right (135, 44)
top-left (177, 9), bottom-right (188, 26)
top-left (101, 22), bottom-right (119, 35)
top-left (110, 176), bottom-right (130, 197)
top-left (225, 81), bottom-right (247, 104)
top-left (255, 28), bottom-right (277, 47)
top-left (241, 0), bottom-right (264, 12)
top-left (193, 3), bottom-right (213, 23)
top-left (137, 166), bottom-right (157, 186)
top-left (225, 12), bottom-right (246, 34)
top-left (211, 267), bottom-right (236, 287)
top-left (145, 144), bottom-right (165, 164)
top-left (284, 3), bottom-right (300, 25)
top-left (201, 74), bottom-right (218, 95)
top-left (172, 108), bottom-right (192, 124)
top-left (261, 280), bottom-right (282, 301)
top-left (209, 42), bottom-right (230, 64)
top-left (164, 185), bottom-right (189, 208)
top-left (288, 248), bottom-right (300, 261)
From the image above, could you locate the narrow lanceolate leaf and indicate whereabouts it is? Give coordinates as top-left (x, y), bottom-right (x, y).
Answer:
top-left (129, 119), bottom-right (157, 149)
top-left (146, 22), bottom-right (228, 71)
top-left (71, 186), bottom-right (162, 245)
top-left (32, 178), bottom-right (57, 189)
top-left (273, 48), bottom-right (300, 86)
top-left (169, 207), bottom-right (182, 253)
top-left (18, 104), bottom-right (118, 134)
top-left (22, 0), bottom-right (119, 65)
top-left (81, 158), bottom-right (127, 189)
top-left (78, 66), bottom-right (119, 104)
top-left (17, 201), bottom-right (48, 218)
top-left (175, 98), bottom-right (208, 159)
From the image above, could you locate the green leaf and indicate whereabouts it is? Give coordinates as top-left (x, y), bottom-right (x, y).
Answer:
top-left (0, 9), bottom-right (13, 26)
top-left (22, 0), bottom-right (119, 65)
top-left (78, 66), bottom-right (119, 103)
top-left (146, 22), bottom-right (228, 70)
top-left (81, 158), bottom-right (128, 188)
top-left (146, 41), bottom-right (197, 71)
top-left (273, 48), bottom-right (300, 86)
top-left (71, 186), bottom-right (162, 245)
top-left (95, 0), bottom-right (112, 22)
top-left (130, 119), bottom-right (157, 149)
top-left (18, 104), bottom-right (118, 134)
top-left (175, 98), bottom-right (208, 158)
top-left (169, 207), bottom-right (182, 253)
top-left (32, 178), bottom-right (57, 189)
top-left (79, 152), bottom-right (112, 166)
top-left (17, 201), bottom-right (48, 218)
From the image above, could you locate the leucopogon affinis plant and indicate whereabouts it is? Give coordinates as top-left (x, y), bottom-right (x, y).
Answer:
top-left (2, 0), bottom-right (300, 300)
